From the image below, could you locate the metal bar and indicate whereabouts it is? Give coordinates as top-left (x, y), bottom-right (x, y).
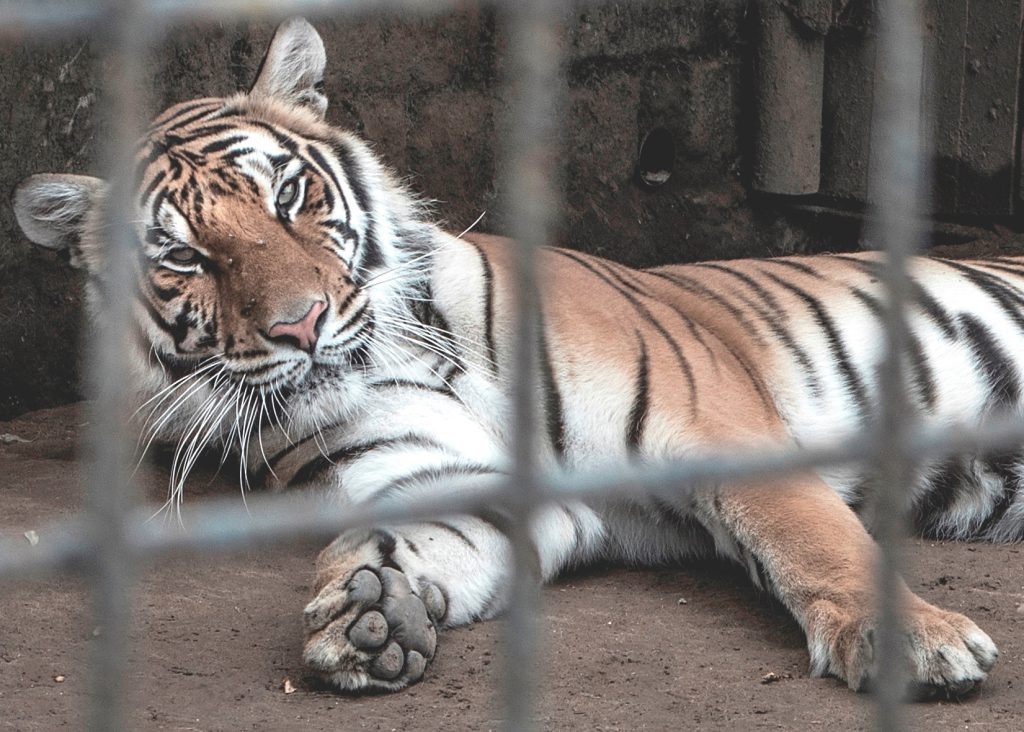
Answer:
top-left (8, 406), bottom-right (1024, 579)
top-left (499, 0), bottom-right (566, 727)
top-left (864, 1), bottom-right (928, 729)
top-left (0, 0), bottom-right (461, 35)
top-left (82, 1), bottom-right (153, 730)
top-left (0, 0), bottom-right (644, 36)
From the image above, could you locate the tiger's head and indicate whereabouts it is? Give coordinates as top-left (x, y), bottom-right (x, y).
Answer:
top-left (13, 19), bottom-right (435, 446)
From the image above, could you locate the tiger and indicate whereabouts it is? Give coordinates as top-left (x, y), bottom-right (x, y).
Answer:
top-left (12, 17), bottom-right (1012, 697)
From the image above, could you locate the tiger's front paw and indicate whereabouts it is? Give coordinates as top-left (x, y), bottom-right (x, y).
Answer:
top-left (303, 566), bottom-right (447, 692)
top-left (806, 597), bottom-right (998, 698)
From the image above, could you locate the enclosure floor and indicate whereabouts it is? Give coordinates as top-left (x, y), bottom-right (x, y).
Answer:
top-left (2, 404), bottom-right (1023, 730)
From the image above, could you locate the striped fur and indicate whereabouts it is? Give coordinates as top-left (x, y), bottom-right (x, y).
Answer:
top-left (13, 18), bottom-right (1008, 697)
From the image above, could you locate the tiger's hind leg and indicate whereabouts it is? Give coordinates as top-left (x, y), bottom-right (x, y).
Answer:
top-left (302, 501), bottom-right (604, 692)
top-left (692, 473), bottom-right (998, 697)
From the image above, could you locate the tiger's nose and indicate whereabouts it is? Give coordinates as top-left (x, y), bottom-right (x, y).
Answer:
top-left (267, 300), bottom-right (327, 353)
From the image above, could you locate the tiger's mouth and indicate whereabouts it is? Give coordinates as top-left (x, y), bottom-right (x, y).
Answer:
top-left (148, 305), bottom-right (376, 404)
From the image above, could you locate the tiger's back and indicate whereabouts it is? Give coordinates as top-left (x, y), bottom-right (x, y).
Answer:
top-left (457, 234), bottom-right (1024, 542)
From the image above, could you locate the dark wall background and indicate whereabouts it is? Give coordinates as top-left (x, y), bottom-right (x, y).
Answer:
top-left (0, 2), bottom-right (936, 418)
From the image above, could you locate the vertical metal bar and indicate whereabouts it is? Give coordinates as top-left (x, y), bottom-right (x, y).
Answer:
top-left (864, 1), bottom-right (928, 730)
top-left (499, 0), bottom-right (565, 729)
top-left (85, 2), bottom-right (152, 730)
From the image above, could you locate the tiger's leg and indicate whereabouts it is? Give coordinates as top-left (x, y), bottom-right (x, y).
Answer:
top-left (302, 498), bottom-right (603, 692)
top-left (695, 474), bottom-right (998, 696)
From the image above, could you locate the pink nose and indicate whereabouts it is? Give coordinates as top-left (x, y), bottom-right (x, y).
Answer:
top-left (267, 300), bottom-right (327, 353)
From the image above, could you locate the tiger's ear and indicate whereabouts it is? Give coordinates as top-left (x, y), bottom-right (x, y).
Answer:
top-left (250, 17), bottom-right (328, 119)
top-left (13, 173), bottom-right (105, 269)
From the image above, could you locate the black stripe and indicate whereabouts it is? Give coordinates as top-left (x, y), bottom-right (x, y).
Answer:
top-left (561, 504), bottom-right (587, 560)
top-left (647, 269), bottom-right (767, 347)
top-left (761, 269), bottom-right (871, 419)
top-left (403, 537), bottom-right (421, 557)
top-left (355, 226), bottom-right (384, 276)
top-left (139, 170), bottom-right (167, 207)
top-left (974, 261), bottom-right (1024, 280)
top-left (221, 147), bottom-right (257, 166)
top-left (694, 262), bottom-right (823, 398)
top-left (604, 264), bottom-right (752, 415)
top-left (257, 432), bottom-right (320, 484)
top-left (471, 507), bottom-right (543, 581)
top-left (847, 286), bottom-right (937, 411)
top-left (328, 138), bottom-right (370, 209)
top-left (186, 123), bottom-right (242, 139)
top-left (914, 459), bottom-right (967, 534)
top-left (464, 240), bottom-right (499, 376)
top-left (163, 108), bottom-right (222, 136)
top-left (306, 144), bottom-right (351, 223)
top-left (323, 217), bottom-right (357, 242)
top-left (372, 463), bottom-right (499, 503)
top-left (332, 300), bottom-right (369, 338)
top-left (958, 313), bottom-right (1021, 407)
top-left (287, 434), bottom-right (451, 488)
top-left (139, 291), bottom-right (185, 348)
top-left (599, 260), bottom-right (714, 364)
top-left (191, 185), bottom-right (205, 227)
top-left (626, 332), bottom-right (650, 454)
top-left (150, 281), bottom-right (181, 303)
top-left (596, 268), bottom-right (765, 406)
top-left (936, 258), bottom-right (1024, 335)
top-left (831, 255), bottom-right (959, 340)
top-left (977, 451), bottom-right (1024, 536)
top-left (370, 378), bottom-right (454, 398)
top-left (552, 250), bottom-right (698, 408)
top-left (328, 139), bottom-right (384, 276)
top-left (154, 101), bottom-right (221, 133)
top-left (200, 135), bottom-right (247, 155)
top-left (539, 322), bottom-right (568, 461)
top-left (768, 258), bottom-right (822, 277)
top-left (648, 495), bottom-right (713, 550)
top-left (427, 521), bottom-right (478, 550)
top-left (374, 530), bottom-right (401, 570)
top-left (249, 120), bottom-right (299, 153)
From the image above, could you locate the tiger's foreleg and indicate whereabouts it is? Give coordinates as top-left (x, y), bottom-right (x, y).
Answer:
top-left (302, 489), bottom-right (603, 692)
top-left (696, 474), bottom-right (998, 696)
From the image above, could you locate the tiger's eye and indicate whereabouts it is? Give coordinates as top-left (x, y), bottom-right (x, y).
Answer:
top-left (277, 180), bottom-right (299, 208)
top-left (168, 247), bottom-right (201, 265)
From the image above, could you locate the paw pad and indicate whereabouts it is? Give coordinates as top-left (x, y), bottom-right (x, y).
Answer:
top-left (349, 610), bottom-right (388, 650)
top-left (303, 565), bottom-right (444, 692)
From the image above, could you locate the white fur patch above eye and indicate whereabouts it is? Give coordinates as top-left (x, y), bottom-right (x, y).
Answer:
top-left (155, 201), bottom-right (197, 250)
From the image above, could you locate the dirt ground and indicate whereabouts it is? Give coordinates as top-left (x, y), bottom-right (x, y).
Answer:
top-left (1, 404), bottom-right (1023, 731)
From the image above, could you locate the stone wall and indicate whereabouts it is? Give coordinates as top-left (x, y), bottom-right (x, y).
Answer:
top-left (0, 2), bottom-right (826, 418)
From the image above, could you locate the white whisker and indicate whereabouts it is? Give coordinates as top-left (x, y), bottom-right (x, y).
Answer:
top-left (456, 210), bottom-right (486, 239)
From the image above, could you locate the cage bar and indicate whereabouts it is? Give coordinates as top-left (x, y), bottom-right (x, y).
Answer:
top-left (498, 0), bottom-right (567, 726)
top-left (863, 1), bottom-right (929, 728)
top-left (81, 1), bottom-right (152, 729)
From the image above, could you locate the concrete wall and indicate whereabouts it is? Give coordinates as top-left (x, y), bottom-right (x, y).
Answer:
top-left (0, 2), bottom-right (826, 418)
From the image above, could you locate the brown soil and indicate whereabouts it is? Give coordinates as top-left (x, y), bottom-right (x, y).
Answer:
top-left (1, 404), bottom-right (1023, 731)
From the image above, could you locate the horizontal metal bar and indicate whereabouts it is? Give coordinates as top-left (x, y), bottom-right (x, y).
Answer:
top-left (0, 0), bottom-right (461, 36)
top-left (4, 410), bottom-right (1024, 580)
top-left (0, 0), bottom-right (647, 37)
